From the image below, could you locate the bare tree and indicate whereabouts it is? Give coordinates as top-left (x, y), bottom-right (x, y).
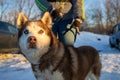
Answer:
top-left (0, 0), bottom-right (9, 20)
top-left (104, 0), bottom-right (120, 34)
top-left (26, 0), bottom-right (35, 18)
top-left (93, 8), bottom-right (105, 33)
top-left (85, 5), bottom-right (105, 34)
top-left (15, 0), bottom-right (26, 13)
top-left (84, 0), bottom-right (120, 34)
top-left (111, 0), bottom-right (120, 23)
top-left (25, 0), bottom-right (41, 20)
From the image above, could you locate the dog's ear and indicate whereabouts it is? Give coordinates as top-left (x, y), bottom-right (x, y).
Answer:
top-left (17, 13), bottom-right (28, 28)
top-left (41, 12), bottom-right (52, 29)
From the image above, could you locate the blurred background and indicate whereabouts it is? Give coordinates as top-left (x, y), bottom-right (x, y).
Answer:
top-left (0, 0), bottom-right (120, 35)
top-left (0, 0), bottom-right (120, 50)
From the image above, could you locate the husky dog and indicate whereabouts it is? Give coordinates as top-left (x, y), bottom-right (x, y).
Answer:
top-left (17, 12), bottom-right (102, 80)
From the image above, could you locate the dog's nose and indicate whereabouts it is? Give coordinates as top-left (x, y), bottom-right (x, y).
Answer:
top-left (28, 36), bottom-right (37, 43)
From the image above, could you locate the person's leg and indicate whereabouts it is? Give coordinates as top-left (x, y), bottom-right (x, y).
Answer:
top-left (52, 18), bottom-right (77, 45)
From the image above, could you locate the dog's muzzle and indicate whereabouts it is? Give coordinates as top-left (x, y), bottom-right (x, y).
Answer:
top-left (28, 36), bottom-right (37, 48)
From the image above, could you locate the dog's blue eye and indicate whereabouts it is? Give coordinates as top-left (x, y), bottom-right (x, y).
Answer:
top-left (24, 30), bottom-right (29, 34)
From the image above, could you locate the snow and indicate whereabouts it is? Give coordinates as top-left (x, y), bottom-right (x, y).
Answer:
top-left (0, 31), bottom-right (120, 80)
top-left (74, 31), bottom-right (120, 53)
top-left (0, 54), bottom-right (36, 80)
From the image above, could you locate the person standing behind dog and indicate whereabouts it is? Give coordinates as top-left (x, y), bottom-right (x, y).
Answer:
top-left (35, 0), bottom-right (85, 45)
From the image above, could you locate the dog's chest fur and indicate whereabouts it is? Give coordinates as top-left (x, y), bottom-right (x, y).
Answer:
top-left (32, 65), bottom-right (64, 80)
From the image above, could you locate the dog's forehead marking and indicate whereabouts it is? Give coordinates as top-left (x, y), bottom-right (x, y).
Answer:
top-left (26, 22), bottom-right (44, 32)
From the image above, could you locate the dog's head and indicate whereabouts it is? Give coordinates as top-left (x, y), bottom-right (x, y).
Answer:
top-left (17, 12), bottom-right (58, 63)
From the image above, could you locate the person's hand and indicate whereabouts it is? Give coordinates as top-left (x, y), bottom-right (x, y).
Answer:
top-left (71, 18), bottom-right (83, 34)
top-left (51, 9), bottom-right (63, 20)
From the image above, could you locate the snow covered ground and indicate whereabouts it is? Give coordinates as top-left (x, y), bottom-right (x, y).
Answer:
top-left (0, 31), bottom-right (120, 80)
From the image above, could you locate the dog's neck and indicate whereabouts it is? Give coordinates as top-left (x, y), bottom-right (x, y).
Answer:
top-left (31, 42), bottom-right (64, 72)
top-left (21, 46), bottom-right (49, 64)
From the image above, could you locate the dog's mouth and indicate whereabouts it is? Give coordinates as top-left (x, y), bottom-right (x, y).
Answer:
top-left (28, 43), bottom-right (37, 49)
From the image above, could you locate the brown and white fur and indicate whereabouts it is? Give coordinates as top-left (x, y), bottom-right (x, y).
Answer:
top-left (17, 12), bottom-right (102, 80)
